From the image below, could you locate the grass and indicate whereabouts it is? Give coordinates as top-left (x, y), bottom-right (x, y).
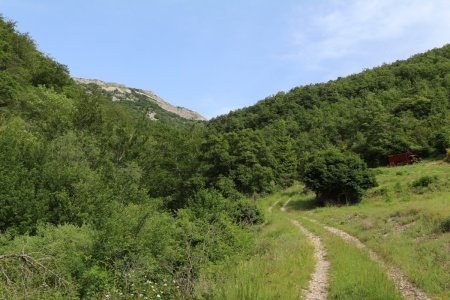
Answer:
top-left (195, 190), bottom-right (315, 300)
top-left (297, 217), bottom-right (403, 300)
top-left (201, 161), bottom-right (449, 299)
top-left (289, 161), bottom-right (450, 299)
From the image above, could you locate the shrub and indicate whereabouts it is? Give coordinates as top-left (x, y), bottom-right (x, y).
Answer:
top-left (434, 127), bottom-right (450, 154)
top-left (411, 176), bottom-right (436, 188)
top-left (439, 217), bottom-right (450, 233)
top-left (230, 198), bottom-right (264, 225)
top-left (0, 224), bottom-right (96, 298)
top-left (187, 189), bottom-right (263, 225)
top-left (302, 148), bottom-right (377, 205)
top-left (80, 266), bottom-right (111, 298)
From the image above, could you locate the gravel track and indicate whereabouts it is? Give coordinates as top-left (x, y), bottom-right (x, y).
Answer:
top-left (268, 200), bottom-right (280, 213)
top-left (290, 219), bottom-right (329, 300)
top-left (302, 216), bottom-right (431, 300)
top-left (281, 198), bottom-right (291, 212)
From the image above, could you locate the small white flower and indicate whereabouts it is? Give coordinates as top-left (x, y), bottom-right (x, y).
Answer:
top-left (157, 294), bottom-right (161, 298)
top-left (163, 283), bottom-right (167, 287)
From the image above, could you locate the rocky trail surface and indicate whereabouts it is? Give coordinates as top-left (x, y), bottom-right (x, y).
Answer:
top-left (268, 197), bottom-right (432, 300)
top-left (290, 219), bottom-right (329, 300)
top-left (301, 216), bottom-right (431, 300)
top-left (269, 199), bottom-right (329, 300)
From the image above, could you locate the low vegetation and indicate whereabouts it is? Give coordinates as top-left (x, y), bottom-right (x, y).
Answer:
top-left (292, 162), bottom-right (450, 299)
top-left (302, 148), bottom-right (377, 205)
top-left (196, 190), bottom-right (314, 300)
top-left (299, 218), bottom-right (403, 300)
top-left (214, 162), bottom-right (448, 299)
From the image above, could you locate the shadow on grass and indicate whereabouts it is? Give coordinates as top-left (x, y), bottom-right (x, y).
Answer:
top-left (287, 195), bottom-right (321, 212)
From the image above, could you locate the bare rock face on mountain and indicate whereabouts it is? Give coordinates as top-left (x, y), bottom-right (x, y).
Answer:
top-left (73, 78), bottom-right (206, 121)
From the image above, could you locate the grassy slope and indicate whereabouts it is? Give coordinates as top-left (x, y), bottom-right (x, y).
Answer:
top-left (195, 190), bottom-right (315, 300)
top-left (293, 161), bottom-right (450, 299)
top-left (207, 161), bottom-right (449, 299)
top-left (297, 217), bottom-right (402, 300)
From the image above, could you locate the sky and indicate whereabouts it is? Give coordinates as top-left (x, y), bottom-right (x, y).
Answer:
top-left (2, 0), bottom-right (450, 119)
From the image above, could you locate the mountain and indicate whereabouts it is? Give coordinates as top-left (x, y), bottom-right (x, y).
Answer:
top-left (74, 77), bottom-right (206, 122)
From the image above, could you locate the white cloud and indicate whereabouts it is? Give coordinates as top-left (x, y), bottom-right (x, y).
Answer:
top-left (286, 0), bottom-right (450, 73)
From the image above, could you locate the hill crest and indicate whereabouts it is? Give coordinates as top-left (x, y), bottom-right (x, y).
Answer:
top-left (73, 77), bottom-right (206, 121)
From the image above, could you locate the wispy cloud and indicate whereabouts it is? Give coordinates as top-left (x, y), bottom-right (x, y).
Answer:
top-left (285, 0), bottom-right (450, 76)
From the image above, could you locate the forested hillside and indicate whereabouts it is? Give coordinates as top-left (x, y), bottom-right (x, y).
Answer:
top-left (209, 45), bottom-right (450, 169)
top-left (0, 17), bottom-right (260, 299)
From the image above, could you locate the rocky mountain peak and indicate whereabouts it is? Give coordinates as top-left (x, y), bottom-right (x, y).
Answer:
top-left (73, 78), bottom-right (206, 121)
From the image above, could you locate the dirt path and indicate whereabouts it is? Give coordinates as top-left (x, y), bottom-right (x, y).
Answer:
top-left (268, 200), bottom-right (280, 213)
top-left (302, 217), bottom-right (431, 300)
top-left (283, 199), bottom-right (329, 300)
top-left (281, 198), bottom-right (291, 212)
top-left (290, 219), bottom-right (329, 300)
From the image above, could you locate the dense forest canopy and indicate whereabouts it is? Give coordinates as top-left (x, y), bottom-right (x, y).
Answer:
top-left (0, 17), bottom-right (261, 299)
top-left (0, 15), bottom-right (449, 299)
top-left (209, 45), bottom-right (450, 167)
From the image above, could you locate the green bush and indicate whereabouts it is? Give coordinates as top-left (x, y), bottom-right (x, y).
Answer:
top-left (435, 127), bottom-right (450, 154)
top-left (80, 266), bottom-right (112, 298)
top-left (0, 224), bottom-right (96, 298)
top-left (230, 198), bottom-right (264, 225)
top-left (302, 148), bottom-right (377, 205)
top-left (411, 176), bottom-right (437, 188)
top-left (187, 189), bottom-right (263, 225)
top-left (439, 217), bottom-right (450, 233)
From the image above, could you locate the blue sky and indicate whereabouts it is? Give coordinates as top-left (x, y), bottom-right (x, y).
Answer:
top-left (2, 0), bottom-right (450, 118)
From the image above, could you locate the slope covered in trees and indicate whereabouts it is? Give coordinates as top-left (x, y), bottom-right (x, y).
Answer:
top-left (0, 17), bottom-right (260, 299)
top-left (209, 45), bottom-right (450, 168)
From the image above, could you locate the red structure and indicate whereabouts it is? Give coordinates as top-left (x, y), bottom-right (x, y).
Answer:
top-left (388, 151), bottom-right (421, 166)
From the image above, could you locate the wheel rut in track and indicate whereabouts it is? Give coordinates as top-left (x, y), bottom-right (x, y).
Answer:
top-left (302, 216), bottom-right (431, 300)
top-left (290, 219), bottom-right (329, 300)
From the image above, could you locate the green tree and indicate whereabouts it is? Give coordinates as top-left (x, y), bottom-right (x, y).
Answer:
top-left (435, 126), bottom-right (450, 154)
top-left (0, 117), bottom-right (45, 234)
top-left (201, 129), bottom-right (276, 195)
top-left (265, 120), bottom-right (298, 187)
top-left (302, 148), bottom-right (377, 205)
